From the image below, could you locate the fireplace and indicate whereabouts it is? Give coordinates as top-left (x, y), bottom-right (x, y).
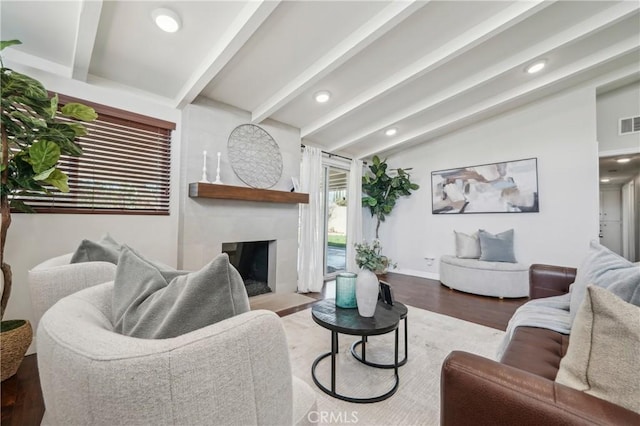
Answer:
top-left (222, 240), bottom-right (275, 296)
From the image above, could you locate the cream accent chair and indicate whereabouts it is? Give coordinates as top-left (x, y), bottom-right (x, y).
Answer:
top-left (28, 253), bottom-right (117, 330)
top-left (31, 256), bottom-right (316, 425)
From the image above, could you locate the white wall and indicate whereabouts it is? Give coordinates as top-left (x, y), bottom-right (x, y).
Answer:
top-left (179, 98), bottom-right (301, 293)
top-left (597, 82), bottom-right (640, 154)
top-left (376, 87), bottom-right (599, 279)
top-left (2, 64), bottom-right (181, 354)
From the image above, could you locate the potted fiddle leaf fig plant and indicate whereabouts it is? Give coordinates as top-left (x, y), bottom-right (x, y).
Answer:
top-left (362, 155), bottom-right (419, 238)
top-left (0, 40), bottom-right (97, 380)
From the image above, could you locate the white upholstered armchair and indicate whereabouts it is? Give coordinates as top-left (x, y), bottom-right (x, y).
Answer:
top-left (36, 281), bottom-right (316, 425)
top-left (28, 253), bottom-right (117, 330)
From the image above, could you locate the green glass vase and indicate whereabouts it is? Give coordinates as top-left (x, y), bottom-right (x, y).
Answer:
top-left (335, 272), bottom-right (358, 308)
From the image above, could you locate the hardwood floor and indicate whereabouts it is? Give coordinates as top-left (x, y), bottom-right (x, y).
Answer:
top-left (0, 273), bottom-right (526, 426)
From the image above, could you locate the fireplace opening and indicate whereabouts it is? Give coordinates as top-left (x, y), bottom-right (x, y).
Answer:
top-left (222, 241), bottom-right (272, 297)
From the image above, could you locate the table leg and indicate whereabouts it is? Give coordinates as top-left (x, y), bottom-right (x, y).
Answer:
top-left (404, 317), bottom-right (408, 362)
top-left (394, 328), bottom-right (399, 377)
top-left (331, 331), bottom-right (337, 393)
top-left (362, 336), bottom-right (366, 362)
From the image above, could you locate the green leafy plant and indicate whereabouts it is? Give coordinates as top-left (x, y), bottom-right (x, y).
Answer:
top-left (354, 239), bottom-right (396, 274)
top-left (0, 40), bottom-right (97, 319)
top-left (362, 155), bottom-right (419, 238)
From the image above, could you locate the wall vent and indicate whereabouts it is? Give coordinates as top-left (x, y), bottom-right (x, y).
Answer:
top-left (619, 116), bottom-right (640, 135)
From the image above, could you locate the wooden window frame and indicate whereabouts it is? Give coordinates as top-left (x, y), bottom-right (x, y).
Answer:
top-left (12, 94), bottom-right (176, 215)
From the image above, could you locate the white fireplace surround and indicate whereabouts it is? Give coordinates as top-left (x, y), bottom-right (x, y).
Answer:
top-left (181, 200), bottom-right (299, 293)
top-left (180, 100), bottom-right (302, 294)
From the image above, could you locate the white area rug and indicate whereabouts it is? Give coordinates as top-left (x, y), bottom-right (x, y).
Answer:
top-left (281, 305), bottom-right (504, 426)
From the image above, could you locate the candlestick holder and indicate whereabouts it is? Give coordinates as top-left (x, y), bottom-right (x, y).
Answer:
top-left (213, 152), bottom-right (223, 184)
top-left (199, 151), bottom-right (209, 183)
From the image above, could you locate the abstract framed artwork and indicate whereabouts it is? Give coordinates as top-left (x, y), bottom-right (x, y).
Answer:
top-left (431, 158), bottom-right (539, 214)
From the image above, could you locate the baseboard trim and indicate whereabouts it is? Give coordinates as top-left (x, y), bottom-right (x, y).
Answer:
top-left (391, 268), bottom-right (440, 281)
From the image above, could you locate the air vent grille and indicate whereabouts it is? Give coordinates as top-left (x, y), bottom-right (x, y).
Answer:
top-left (619, 116), bottom-right (640, 135)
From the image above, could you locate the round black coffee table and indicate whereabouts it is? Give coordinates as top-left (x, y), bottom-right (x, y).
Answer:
top-left (311, 299), bottom-right (406, 403)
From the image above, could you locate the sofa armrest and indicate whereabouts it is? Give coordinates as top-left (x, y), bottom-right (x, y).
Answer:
top-left (529, 264), bottom-right (576, 300)
top-left (441, 351), bottom-right (640, 426)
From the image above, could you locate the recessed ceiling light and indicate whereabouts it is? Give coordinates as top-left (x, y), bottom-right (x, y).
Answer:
top-left (385, 127), bottom-right (397, 137)
top-left (525, 60), bottom-right (546, 74)
top-left (314, 91), bottom-right (331, 103)
top-left (600, 178), bottom-right (610, 183)
top-left (152, 8), bottom-right (181, 33)
top-left (616, 158), bottom-right (631, 163)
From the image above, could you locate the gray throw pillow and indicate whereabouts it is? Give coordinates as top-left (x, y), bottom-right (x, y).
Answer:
top-left (556, 286), bottom-right (640, 414)
top-left (478, 229), bottom-right (516, 263)
top-left (70, 234), bottom-right (122, 264)
top-left (569, 240), bottom-right (640, 324)
top-left (454, 231), bottom-right (481, 259)
top-left (113, 247), bottom-right (250, 339)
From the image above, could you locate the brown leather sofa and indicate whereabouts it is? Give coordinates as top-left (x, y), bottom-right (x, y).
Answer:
top-left (441, 264), bottom-right (640, 425)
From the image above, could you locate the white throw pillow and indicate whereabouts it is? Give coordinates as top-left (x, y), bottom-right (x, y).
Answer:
top-left (454, 231), bottom-right (481, 259)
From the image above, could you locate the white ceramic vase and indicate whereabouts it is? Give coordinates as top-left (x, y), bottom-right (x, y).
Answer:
top-left (356, 268), bottom-right (379, 317)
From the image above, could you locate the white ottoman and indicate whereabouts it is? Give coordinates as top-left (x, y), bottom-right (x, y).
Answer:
top-left (439, 255), bottom-right (529, 298)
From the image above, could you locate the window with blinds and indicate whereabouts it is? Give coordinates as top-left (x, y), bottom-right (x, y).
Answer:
top-left (16, 95), bottom-right (175, 215)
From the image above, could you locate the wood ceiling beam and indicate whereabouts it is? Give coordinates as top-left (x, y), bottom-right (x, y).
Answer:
top-left (329, 2), bottom-right (640, 153)
top-left (300, 0), bottom-right (554, 138)
top-left (173, 0), bottom-right (280, 109)
top-left (72, 0), bottom-right (103, 81)
top-left (356, 38), bottom-right (640, 160)
top-left (250, 0), bottom-right (427, 124)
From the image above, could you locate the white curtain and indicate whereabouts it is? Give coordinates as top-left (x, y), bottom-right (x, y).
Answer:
top-left (346, 159), bottom-right (363, 273)
top-left (297, 146), bottom-right (324, 293)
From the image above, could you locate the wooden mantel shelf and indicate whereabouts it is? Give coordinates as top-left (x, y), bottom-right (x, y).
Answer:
top-left (188, 182), bottom-right (309, 204)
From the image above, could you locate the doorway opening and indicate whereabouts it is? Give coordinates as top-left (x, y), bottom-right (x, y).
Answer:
top-left (323, 165), bottom-right (349, 277)
top-left (598, 153), bottom-right (640, 261)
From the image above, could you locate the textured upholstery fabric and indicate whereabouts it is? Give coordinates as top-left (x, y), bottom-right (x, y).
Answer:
top-left (37, 281), bottom-right (316, 425)
top-left (569, 240), bottom-right (640, 323)
top-left (439, 255), bottom-right (529, 298)
top-left (70, 234), bottom-right (122, 264)
top-left (28, 252), bottom-right (116, 330)
top-left (478, 229), bottom-right (516, 263)
top-left (556, 286), bottom-right (640, 413)
top-left (113, 248), bottom-right (250, 339)
top-left (454, 231), bottom-right (480, 259)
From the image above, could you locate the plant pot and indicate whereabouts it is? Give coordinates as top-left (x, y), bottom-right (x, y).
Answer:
top-left (356, 269), bottom-right (379, 317)
top-left (1, 320), bottom-right (33, 381)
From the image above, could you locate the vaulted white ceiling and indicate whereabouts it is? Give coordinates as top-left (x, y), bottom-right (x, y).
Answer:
top-left (2, 0), bottom-right (639, 159)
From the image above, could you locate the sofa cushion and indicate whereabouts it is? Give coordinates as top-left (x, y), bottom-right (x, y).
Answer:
top-left (556, 286), bottom-right (640, 414)
top-left (70, 234), bottom-right (122, 264)
top-left (454, 231), bottom-right (481, 259)
top-left (478, 229), bottom-right (516, 263)
top-left (112, 247), bottom-right (250, 339)
top-left (440, 255), bottom-right (528, 271)
top-left (569, 240), bottom-right (640, 323)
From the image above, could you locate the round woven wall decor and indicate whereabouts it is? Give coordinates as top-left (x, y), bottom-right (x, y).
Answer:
top-left (227, 124), bottom-right (283, 189)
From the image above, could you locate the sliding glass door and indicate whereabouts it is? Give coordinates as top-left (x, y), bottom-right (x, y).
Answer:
top-left (323, 165), bottom-right (349, 277)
